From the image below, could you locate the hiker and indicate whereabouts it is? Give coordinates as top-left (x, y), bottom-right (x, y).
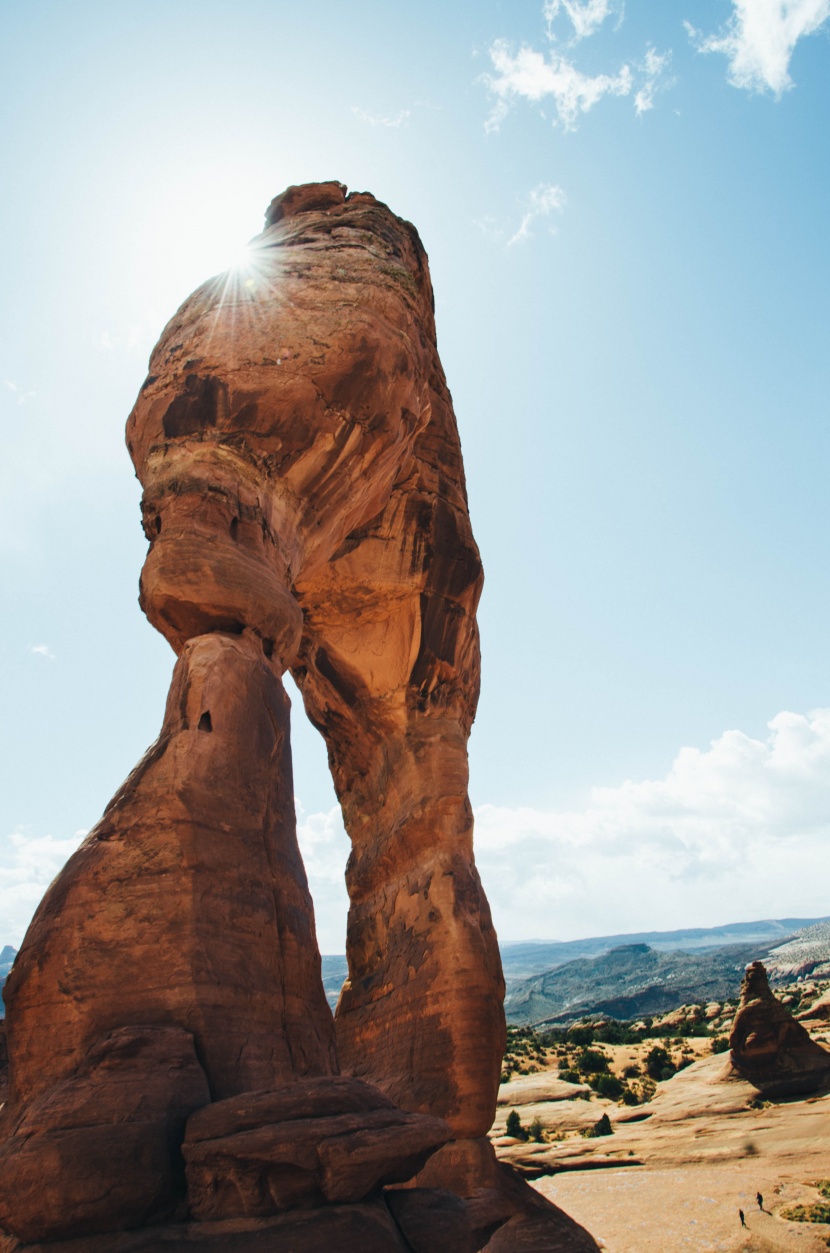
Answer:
top-left (756, 1192), bottom-right (764, 1211)
top-left (739, 1209), bottom-right (747, 1228)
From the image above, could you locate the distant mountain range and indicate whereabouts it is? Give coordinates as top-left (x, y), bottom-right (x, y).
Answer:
top-left (319, 916), bottom-right (830, 1018)
top-left (502, 917), bottom-right (830, 1026)
top-left (2, 918), bottom-right (828, 1022)
top-left (497, 917), bottom-right (827, 981)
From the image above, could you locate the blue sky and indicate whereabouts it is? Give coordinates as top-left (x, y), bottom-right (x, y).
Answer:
top-left (2, 0), bottom-right (829, 951)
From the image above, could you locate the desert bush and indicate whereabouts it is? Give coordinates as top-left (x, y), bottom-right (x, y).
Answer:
top-left (781, 1203), bottom-right (830, 1224)
top-left (583, 1112), bottom-right (613, 1138)
top-left (591, 1073), bottom-right (624, 1100)
top-left (710, 1036), bottom-right (730, 1054)
top-left (505, 1109), bottom-right (527, 1140)
top-left (529, 1116), bottom-right (545, 1142)
top-left (576, 1048), bottom-right (610, 1075)
top-left (644, 1046), bottom-right (675, 1080)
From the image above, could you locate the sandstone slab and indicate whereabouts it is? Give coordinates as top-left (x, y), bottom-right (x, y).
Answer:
top-left (0, 1027), bottom-right (209, 1243)
top-left (183, 1082), bottom-right (451, 1220)
top-left (9, 1202), bottom-right (412, 1252)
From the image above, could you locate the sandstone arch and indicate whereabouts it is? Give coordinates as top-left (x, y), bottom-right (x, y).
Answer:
top-left (0, 183), bottom-right (597, 1251)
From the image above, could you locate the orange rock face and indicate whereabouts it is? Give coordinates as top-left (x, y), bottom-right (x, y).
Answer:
top-left (0, 183), bottom-right (507, 1245)
top-left (126, 180), bottom-right (506, 1137)
top-left (729, 961), bottom-right (830, 1097)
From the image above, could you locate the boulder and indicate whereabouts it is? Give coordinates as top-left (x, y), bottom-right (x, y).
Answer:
top-left (0, 1027), bottom-right (209, 1243)
top-left (182, 1080), bottom-right (451, 1220)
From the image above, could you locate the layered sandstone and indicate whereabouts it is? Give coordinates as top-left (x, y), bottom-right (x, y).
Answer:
top-left (0, 182), bottom-right (578, 1249)
top-left (729, 961), bottom-right (830, 1097)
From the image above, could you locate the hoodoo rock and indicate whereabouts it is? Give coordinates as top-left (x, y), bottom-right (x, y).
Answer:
top-left (729, 961), bottom-right (830, 1098)
top-left (0, 183), bottom-right (597, 1250)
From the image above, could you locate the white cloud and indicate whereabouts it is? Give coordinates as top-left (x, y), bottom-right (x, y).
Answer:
top-left (296, 803), bottom-right (351, 954)
top-left (8, 709), bottom-right (828, 957)
top-left (687, 0), bottom-right (830, 95)
top-left (508, 183), bottom-right (567, 246)
top-left (352, 106), bottom-right (411, 129)
top-left (544, 0), bottom-right (621, 42)
top-left (474, 708), bottom-right (830, 941)
top-left (0, 830), bottom-right (87, 947)
top-left (28, 644), bottom-right (55, 661)
top-left (485, 39), bottom-right (633, 131)
top-left (3, 379), bottom-right (35, 406)
top-left (634, 46), bottom-right (672, 115)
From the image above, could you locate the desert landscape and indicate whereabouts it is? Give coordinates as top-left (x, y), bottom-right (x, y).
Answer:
top-left (490, 951), bottom-right (830, 1251)
top-left (4, 4), bottom-right (830, 1249)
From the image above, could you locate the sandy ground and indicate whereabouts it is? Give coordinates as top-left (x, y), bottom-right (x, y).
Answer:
top-left (492, 1049), bottom-right (830, 1252)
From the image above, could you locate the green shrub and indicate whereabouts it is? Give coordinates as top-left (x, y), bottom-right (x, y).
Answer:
top-left (559, 1068), bottom-right (580, 1084)
top-left (505, 1109), bottom-right (527, 1140)
top-left (781, 1203), bottom-right (830, 1224)
top-left (591, 1073), bottom-right (624, 1101)
top-left (644, 1046), bottom-right (675, 1080)
top-left (584, 1112), bottom-right (613, 1138)
top-left (576, 1048), bottom-right (610, 1075)
top-left (711, 1036), bottom-right (730, 1054)
top-left (529, 1116), bottom-right (545, 1142)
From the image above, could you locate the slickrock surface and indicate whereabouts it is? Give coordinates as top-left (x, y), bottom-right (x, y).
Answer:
top-left (0, 183), bottom-right (569, 1249)
top-left (491, 1050), bottom-right (830, 1251)
top-left (729, 961), bottom-right (830, 1096)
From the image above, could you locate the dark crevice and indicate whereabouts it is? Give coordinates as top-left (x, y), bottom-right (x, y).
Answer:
top-left (198, 711), bottom-right (213, 733)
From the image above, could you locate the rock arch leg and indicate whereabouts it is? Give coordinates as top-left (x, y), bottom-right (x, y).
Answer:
top-left (292, 460), bottom-right (505, 1143)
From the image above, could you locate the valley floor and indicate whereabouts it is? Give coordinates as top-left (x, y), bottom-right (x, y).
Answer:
top-left (492, 1050), bottom-right (830, 1252)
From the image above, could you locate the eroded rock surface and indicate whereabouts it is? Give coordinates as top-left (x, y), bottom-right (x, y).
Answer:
top-left (126, 180), bottom-right (505, 1141)
top-left (0, 182), bottom-right (569, 1248)
top-left (729, 961), bottom-right (830, 1097)
top-left (183, 1078), bottom-right (451, 1219)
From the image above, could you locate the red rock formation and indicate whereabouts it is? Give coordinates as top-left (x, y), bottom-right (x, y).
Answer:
top-left (729, 961), bottom-right (830, 1097)
top-left (0, 183), bottom-right (594, 1250)
top-left (125, 180), bottom-right (505, 1144)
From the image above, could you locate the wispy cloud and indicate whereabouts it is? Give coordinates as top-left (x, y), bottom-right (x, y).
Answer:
top-left (508, 183), bottom-right (567, 246)
top-left (485, 40), bottom-right (633, 132)
top-left (352, 106), bottom-right (411, 129)
top-left (544, 0), bottom-right (622, 42)
top-left (686, 0), bottom-right (830, 95)
top-left (0, 829), bottom-right (87, 946)
top-left (4, 379), bottom-right (35, 406)
top-left (28, 644), bottom-right (55, 661)
top-left (635, 46), bottom-right (673, 115)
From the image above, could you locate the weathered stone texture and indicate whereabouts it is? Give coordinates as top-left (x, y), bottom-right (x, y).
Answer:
top-left (729, 960), bottom-right (830, 1097)
top-left (0, 182), bottom-right (538, 1247)
top-left (0, 1027), bottom-right (209, 1242)
top-left (125, 180), bottom-right (505, 1138)
top-left (182, 1079), bottom-right (451, 1220)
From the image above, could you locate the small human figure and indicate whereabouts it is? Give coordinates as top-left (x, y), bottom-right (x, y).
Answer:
top-left (739, 1209), bottom-right (747, 1228)
top-left (756, 1191), bottom-right (764, 1211)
